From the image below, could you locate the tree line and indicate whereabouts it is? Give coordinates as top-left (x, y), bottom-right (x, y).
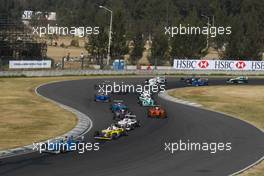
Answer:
top-left (1, 0), bottom-right (264, 64)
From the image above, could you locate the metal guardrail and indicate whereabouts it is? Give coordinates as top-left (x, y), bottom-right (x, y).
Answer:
top-left (1, 69), bottom-right (264, 77)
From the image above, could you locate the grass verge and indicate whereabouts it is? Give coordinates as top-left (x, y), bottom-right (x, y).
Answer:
top-left (169, 85), bottom-right (264, 176)
top-left (0, 77), bottom-right (89, 150)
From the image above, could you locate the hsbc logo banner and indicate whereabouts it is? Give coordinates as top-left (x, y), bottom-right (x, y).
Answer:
top-left (198, 60), bottom-right (210, 69)
top-left (173, 60), bottom-right (264, 71)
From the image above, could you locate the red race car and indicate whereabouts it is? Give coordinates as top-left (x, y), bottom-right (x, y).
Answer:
top-left (147, 106), bottom-right (167, 119)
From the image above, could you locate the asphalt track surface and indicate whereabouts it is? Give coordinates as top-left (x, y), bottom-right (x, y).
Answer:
top-left (1, 77), bottom-right (264, 176)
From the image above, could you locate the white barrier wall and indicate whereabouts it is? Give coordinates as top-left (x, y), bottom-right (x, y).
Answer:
top-left (9, 60), bottom-right (51, 69)
top-left (173, 59), bottom-right (264, 71)
top-left (126, 65), bottom-right (173, 70)
top-left (1, 69), bottom-right (264, 77)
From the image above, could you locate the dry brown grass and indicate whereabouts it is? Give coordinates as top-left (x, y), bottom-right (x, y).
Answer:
top-left (0, 77), bottom-right (86, 150)
top-left (47, 46), bottom-right (87, 62)
top-left (46, 36), bottom-right (87, 64)
top-left (169, 85), bottom-right (264, 176)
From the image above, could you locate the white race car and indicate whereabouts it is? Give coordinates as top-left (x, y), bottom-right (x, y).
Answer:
top-left (145, 78), bottom-right (158, 86)
top-left (116, 114), bottom-right (140, 131)
top-left (156, 76), bottom-right (167, 84)
top-left (139, 91), bottom-right (152, 98)
top-left (145, 76), bottom-right (166, 85)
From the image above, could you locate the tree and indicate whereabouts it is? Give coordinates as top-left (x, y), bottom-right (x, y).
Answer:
top-left (223, 0), bottom-right (264, 60)
top-left (111, 9), bottom-right (129, 60)
top-left (85, 27), bottom-right (108, 67)
top-left (151, 33), bottom-right (169, 66)
top-left (130, 32), bottom-right (144, 65)
top-left (170, 7), bottom-right (206, 59)
top-left (1, 0), bottom-right (263, 61)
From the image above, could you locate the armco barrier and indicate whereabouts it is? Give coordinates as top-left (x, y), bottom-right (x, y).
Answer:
top-left (1, 69), bottom-right (264, 77)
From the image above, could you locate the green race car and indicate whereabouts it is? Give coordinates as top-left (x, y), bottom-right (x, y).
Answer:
top-left (138, 96), bottom-right (155, 106)
top-left (226, 76), bottom-right (248, 84)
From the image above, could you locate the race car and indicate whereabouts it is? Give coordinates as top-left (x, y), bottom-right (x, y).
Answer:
top-left (113, 109), bottom-right (130, 120)
top-left (191, 78), bottom-right (209, 86)
top-left (145, 76), bottom-right (167, 86)
top-left (156, 76), bottom-right (167, 85)
top-left (147, 106), bottom-right (167, 119)
top-left (94, 124), bottom-right (127, 140)
top-left (41, 136), bottom-right (84, 154)
top-left (226, 76), bottom-right (248, 84)
top-left (116, 114), bottom-right (140, 131)
top-left (180, 77), bottom-right (195, 85)
top-left (145, 78), bottom-right (158, 86)
top-left (138, 96), bottom-right (155, 106)
top-left (94, 92), bottom-right (111, 102)
top-left (138, 91), bottom-right (152, 99)
top-left (111, 100), bottom-right (128, 112)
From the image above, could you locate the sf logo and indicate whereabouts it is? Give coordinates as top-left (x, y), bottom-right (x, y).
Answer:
top-left (236, 61), bottom-right (246, 69)
top-left (198, 60), bottom-right (209, 68)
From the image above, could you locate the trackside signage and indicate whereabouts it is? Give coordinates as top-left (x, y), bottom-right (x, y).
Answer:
top-left (173, 59), bottom-right (264, 71)
top-left (9, 60), bottom-right (51, 69)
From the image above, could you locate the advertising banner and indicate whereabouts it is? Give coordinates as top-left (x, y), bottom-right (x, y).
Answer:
top-left (173, 59), bottom-right (264, 71)
top-left (22, 11), bottom-right (56, 20)
top-left (9, 60), bottom-right (52, 69)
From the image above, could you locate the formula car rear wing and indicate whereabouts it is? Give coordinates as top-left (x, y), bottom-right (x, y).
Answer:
top-left (94, 136), bottom-right (112, 140)
top-left (125, 114), bottom-right (137, 118)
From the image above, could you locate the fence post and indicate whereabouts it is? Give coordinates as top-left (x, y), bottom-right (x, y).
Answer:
top-left (81, 58), bottom-right (84, 70)
top-left (61, 57), bottom-right (64, 70)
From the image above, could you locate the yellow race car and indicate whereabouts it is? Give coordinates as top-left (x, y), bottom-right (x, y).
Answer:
top-left (94, 124), bottom-right (127, 140)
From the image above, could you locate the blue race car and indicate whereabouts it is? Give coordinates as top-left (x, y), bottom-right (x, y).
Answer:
top-left (191, 78), bottom-right (209, 86)
top-left (95, 92), bottom-right (111, 102)
top-left (111, 100), bottom-right (128, 112)
top-left (180, 77), bottom-right (195, 85)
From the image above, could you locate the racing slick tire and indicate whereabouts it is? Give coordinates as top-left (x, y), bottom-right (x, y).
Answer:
top-left (94, 131), bottom-right (100, 137)
top-left (147, 113), bottom-right (151, 118)
top-left (123, 131), bottom-right (128, 136)
top-left (111, 133), bottom-right (118, 140)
